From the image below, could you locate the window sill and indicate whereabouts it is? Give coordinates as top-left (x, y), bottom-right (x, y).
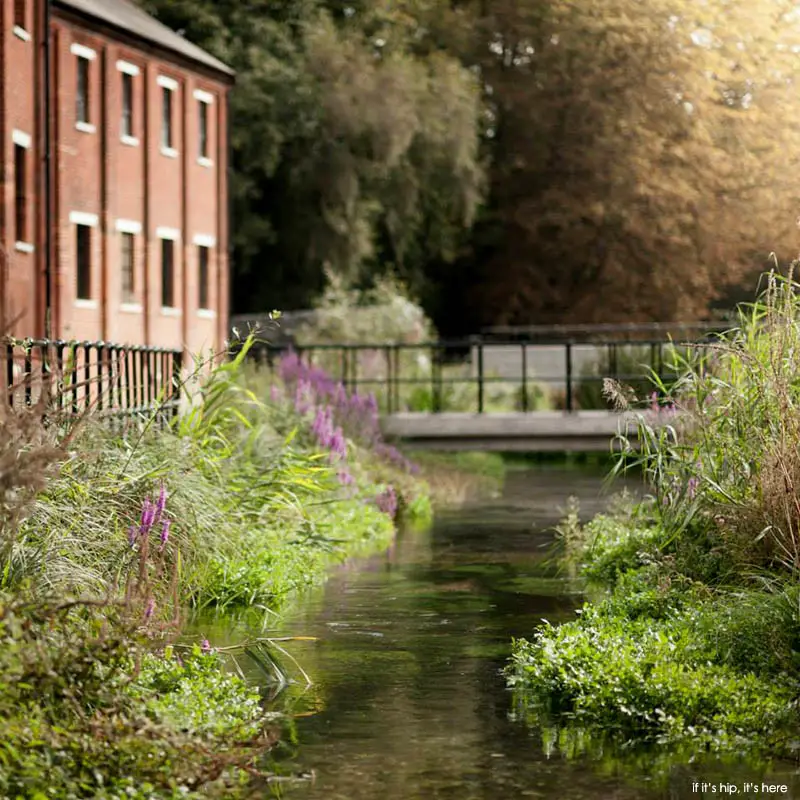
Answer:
top-left (76, 121), bottom-right (96, 134)
top-left (13, 26), bottom-right (31, 42)
top-left (160, 306), bottom-right (182, 317)
top-left (74, 299), bottom-right (97, 309)
top-left (197, 308), bottom-right (216, 319)
top-left (161, 146), bottom-right (179, 159)
top-left (121, 135), bottom-right (139, 147)
top-left (197, 157), bottom-right (213, 169)
top-left (120, 302), bottom-right (142, 313)
top-left (14, 241), bottom-right (35, 254)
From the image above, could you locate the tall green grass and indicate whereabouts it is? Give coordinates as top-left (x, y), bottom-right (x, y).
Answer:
top-left (6, 335), bottom-right (403, 614)
top-left (607, 270), bottom-right (800, 574)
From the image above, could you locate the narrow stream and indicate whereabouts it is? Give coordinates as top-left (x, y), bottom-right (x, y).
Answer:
top-left (200, 465), bottom-right (800, 799)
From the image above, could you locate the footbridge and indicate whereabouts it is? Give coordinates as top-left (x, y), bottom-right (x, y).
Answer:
top-left (380, 411), bottom-right (644, 452)
top-left (235, 320), bottom-right (724, 452)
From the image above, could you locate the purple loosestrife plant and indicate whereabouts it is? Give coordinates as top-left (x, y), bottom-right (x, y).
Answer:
top-left (154, 483), bottom-right (167, 522)
top-left (139, 498), bottom-right (156, 538)
top-left (375, 485), bottom-right (398, 518)
top-left (337, 468), bottom-right (355, 486)
top-left (328, 427), bottom-right (347, 461)
top-left (159, 519), bottom-right (171, 553)
top-left (129, 486), bottom-right (173, 553)
top-left (277, 350), bottom-right (419, 473)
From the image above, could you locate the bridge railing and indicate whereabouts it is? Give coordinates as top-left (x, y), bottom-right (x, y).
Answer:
top-left (479, 321), bottom-right (732, 342)
top-left (246, 330), bottom-right (724, 413)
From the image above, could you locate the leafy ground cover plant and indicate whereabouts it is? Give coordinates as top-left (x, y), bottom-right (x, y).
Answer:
top-left (0, 595), bottom-right (276, 799)
top-left (0, 393), bottom-right (278, 797)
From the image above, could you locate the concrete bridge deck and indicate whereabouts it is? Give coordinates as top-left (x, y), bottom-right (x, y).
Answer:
top-left (380, 411), bottom-right (644, 452)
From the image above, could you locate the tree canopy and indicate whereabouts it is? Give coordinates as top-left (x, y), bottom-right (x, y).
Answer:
top-left (442, 0), bottom-right (800, 329)
top-left (142, 0), bottom-right (800, 334)
top-left (141, 0), bottom-right (484, 313)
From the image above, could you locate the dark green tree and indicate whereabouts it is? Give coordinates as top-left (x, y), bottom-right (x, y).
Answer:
top-left (141, 0), bottom-right (485, 314)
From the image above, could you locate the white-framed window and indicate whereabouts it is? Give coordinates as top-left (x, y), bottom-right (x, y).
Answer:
top-left (158, 75), bottom-right (179, 156)
top-left (13, 0), bottom-right (30, 40)
top-left (70, 211), bottom-right (99, 303)
top-left (13, 130), bottom-right (32, 250)
top-left (156, 227), bottom-right (180, 311)
top-left (71, 43), bottom-right (97, 132)
top-left (193, 234), bottom-right (216, 311)
top-left (118, 61), bottom-right (140, 144)
top-left (116, 219), bottom-right (141, 305)
top-left (194, 89), bottom-right (214, 166)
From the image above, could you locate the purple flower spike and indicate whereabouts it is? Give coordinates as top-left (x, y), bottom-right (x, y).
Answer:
top-left (201, 638), bottom-right (212, 653)
top-left (158, 518), bottom-right (171, 552)
top-left (127, 524), bottom-right (137, 548)
top-left (144, 598), bottom-right (155, 620)
top-left (375, 485), bottom-right (398, 518)
top-left (154, 484), bottom-right (168, 522)
top-left (139, 498), bottom-right (155, 537)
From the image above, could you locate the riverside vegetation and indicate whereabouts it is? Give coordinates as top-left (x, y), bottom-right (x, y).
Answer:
top-left (0, 334), bottom-right (456, 799)
top-left (508, 272), bottom-right (800, 774)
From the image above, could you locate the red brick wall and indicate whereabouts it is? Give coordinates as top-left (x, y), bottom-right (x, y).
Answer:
top-left (3, 0), bottom-right (42, 338)
top-left (53, 16), bottom-right (230, 354)
top-left (3, 4), bottom-right (230, 359)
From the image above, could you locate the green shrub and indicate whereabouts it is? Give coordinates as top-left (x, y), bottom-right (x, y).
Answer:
top-left (0, 596), bottom-right (273, 799)
top-left (509, 586), bottom-right (797, 755)
top-left (0, 331), bottom-right (427, 793)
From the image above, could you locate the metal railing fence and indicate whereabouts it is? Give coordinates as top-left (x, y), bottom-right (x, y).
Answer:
top-left (1, 338), bottom-right (183, 428)
top-left (245, 330), bottom-right (722, 414)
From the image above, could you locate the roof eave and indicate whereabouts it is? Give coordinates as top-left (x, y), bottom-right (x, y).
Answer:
top-left (52, 0), bottom-right (235, 82)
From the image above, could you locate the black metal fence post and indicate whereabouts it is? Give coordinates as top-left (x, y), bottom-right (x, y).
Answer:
top-left (6, 342), bottom-right (14, 408)
top-left (23, 345), bottom-right (32, 406)
top-left (384, 345), bottom-right (393, 414)
top-left (475, 338), bottom-right (485, 413)
top-left (69, 344), bottom-right (79, 415)
top-left (521, 342), bottom-right (528, 412)
top-left (565, 342), bottom-right (574, 412)
top-left (83, 342), bottom-right (91, 413)
top-left (431, 344), bottom-right (440, 412)
top-left (610, 342), bottom-right (618, 381)
top-left (393, 345), bottom-right (401, 412)
top-left (171, 348), bottom-right (183, 420)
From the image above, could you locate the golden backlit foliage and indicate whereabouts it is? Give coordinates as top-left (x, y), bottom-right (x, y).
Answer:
top-left (452, 0), bottom-right (800, 324)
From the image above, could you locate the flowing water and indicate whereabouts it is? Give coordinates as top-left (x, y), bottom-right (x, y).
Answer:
top-left (199, 465), bottom-right (800, 799)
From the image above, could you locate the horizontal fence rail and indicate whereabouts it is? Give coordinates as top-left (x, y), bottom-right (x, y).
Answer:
top-left (242, 330), bottom-right (722, 414)
top-left (479, 321), bottom-right (732, 342)
top-left (1, 338), bottom-right (183, 429)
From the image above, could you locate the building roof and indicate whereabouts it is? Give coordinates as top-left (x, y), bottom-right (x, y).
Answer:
top-left (55, 0), bottom-right (234, 77)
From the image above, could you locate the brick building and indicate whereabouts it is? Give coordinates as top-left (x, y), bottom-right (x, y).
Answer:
top-left (2, 0), bottom-right (234, 356)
